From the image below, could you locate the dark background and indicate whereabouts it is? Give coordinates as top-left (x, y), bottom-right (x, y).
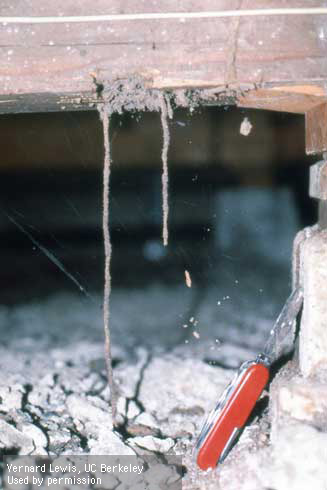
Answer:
top-left (0, 106), bottom-right (317, 353)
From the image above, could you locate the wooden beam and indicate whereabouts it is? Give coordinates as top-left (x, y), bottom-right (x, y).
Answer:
top-left (238, 86), bottom-right (327, 114)
top-left (0, 1), bottom-right (327, 114)
top-left (305, 103), bottom-right (327, 155)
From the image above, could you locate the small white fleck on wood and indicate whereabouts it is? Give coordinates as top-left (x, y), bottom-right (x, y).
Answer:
top-left (185, 270), bottom-right (192, 288)
top-left (240, 117), bottom-right (252, 136)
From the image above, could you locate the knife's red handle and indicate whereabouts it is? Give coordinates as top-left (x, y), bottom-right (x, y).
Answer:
top-left (197, 362), bottom-right (269, 470)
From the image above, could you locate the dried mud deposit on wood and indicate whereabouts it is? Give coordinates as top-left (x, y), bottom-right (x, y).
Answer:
top-left (95, 75), bottom-right (240, 112)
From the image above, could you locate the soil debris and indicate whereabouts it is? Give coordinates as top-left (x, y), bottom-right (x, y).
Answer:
top-left (240, 116), bottom-right (253, 136)
top-left (185, 270), bottom-right (192, 288)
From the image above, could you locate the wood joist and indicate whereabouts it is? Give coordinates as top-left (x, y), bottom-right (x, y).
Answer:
top-left (0, 1), bottom-right (326, 153)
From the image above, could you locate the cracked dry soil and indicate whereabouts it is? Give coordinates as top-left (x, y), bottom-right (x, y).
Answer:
top-left (2, 289), bottom-right (327, 490)
top-left (0, 333), bottom-right (233, 457)
top-left (2, 287), bottom-right (327, 489)
top-left (0, 291), bottom-right (277, 490)
top-left (0, 282), bottom-right (273, 489)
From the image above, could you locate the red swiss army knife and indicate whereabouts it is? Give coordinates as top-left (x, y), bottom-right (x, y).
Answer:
top-left (195, 287), bottom-right (303, 471)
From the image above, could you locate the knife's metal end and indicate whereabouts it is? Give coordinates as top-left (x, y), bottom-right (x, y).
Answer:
top-left (263, 287), bottom-right (303, 362)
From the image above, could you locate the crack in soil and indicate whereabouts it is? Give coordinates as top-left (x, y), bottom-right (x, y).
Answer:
top-left (115, 352), bottom-right (152, 443)
top-left (21, 384), bottom-right (51, 453)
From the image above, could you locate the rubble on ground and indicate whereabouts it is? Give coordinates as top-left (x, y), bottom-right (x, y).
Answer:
top-left (1, 325), bottom-right (326, 489)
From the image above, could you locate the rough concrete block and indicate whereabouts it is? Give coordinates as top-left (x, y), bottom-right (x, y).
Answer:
top-left (270, 369), bottom-right (327, 437)
top-left (269, 421), bottom-right (327, 490)
top-left (292, 225), bottom-right (319, 288)
top-left (300, 229), bottom-right (327, 377)
top-left (269, 363), bottom-right (327, 490)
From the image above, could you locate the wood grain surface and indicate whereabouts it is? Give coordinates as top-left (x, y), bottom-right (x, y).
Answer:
top-left (0, 1), bottom-right (326, 115)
